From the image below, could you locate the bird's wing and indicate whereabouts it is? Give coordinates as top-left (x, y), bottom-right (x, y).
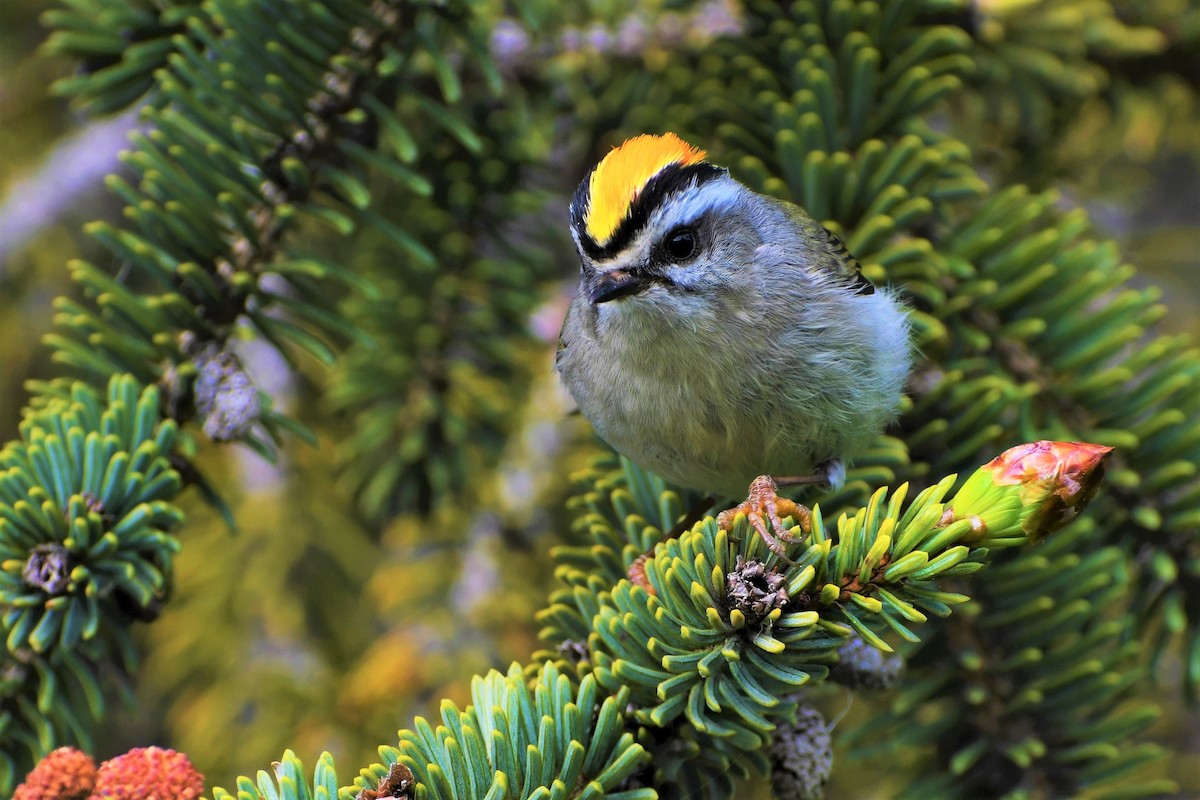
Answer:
top-left (777, 198), bottom-right (876, 295)
top-left (554, 303), bottom-right (572, 372)
top-left (815, 224), bottom-right (875, 295)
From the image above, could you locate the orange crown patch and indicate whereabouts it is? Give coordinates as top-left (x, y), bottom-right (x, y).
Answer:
top-left (585, 133), bottom-right (707, 246)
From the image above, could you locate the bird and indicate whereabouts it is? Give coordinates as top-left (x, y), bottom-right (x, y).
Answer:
top-left (555, 132), bottom-right (911, 502)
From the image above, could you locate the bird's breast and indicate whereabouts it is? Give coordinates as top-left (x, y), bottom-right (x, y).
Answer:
top-left (561, 298), bottom-right (817, 493)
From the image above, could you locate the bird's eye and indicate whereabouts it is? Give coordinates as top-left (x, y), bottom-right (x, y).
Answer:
top-left (664, 227), bottom-right (697, 262)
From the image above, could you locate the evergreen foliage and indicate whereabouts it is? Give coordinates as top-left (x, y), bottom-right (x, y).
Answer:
top-left (0, 376), bottom-right (180, 787)
top-left (0, 0), bottom-right (1197, 797)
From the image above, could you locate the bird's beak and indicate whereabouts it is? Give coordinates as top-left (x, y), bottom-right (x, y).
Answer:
top-left (588, 269), bottom-right (645, 304)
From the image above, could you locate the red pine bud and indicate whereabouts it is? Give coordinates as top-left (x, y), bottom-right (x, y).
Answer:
top-left (986, 441), bottom-right (1113, 541)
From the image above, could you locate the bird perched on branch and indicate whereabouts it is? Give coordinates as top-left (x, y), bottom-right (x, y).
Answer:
top-left (556, 133), bottom-right (911, 499)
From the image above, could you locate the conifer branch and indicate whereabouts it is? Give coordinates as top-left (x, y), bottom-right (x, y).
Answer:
top-left (6, 1), bottom-right (1196, 798)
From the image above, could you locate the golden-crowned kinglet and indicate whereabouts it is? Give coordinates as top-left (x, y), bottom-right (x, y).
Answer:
top-left (556, 133), bottom-right (911, 496)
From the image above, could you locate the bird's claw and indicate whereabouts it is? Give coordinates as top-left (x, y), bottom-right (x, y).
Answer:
top-left (717, 476), bottom-right (812, 563)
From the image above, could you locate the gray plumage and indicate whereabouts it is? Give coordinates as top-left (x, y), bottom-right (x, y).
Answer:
top-left (557, 165), bottom-right (910, 497)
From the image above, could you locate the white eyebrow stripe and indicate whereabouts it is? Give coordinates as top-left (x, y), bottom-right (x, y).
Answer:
top-left (651, 179), bottom-right (741, 232)
top-left (590, 230), bottom-right (654, 270)
top-left (579, 176), bottom-right (741, 268)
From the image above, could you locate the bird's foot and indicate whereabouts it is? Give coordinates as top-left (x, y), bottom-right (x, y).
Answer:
top-left (717, 476), bottom-right (812, 564)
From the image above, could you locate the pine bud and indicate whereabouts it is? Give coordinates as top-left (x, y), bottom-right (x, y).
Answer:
top-left (954, 441), bottom-right (1113, 543)
top-left (830, 634), bottom-right (905, 690)
top-left (14, 747), bottom-right (96, 800)
top-left (192, 345), bottom-right (260, 441)
top-left (768, 704), bottom-right (833, 800)
top-left (357, 762), bottom-right (416, 800)
top-left (726, 555), bottom-right (788, 623)
top-left (22, 543), bottom-right (71, 595)
top-left (93, 746), bottom-right (204, 800)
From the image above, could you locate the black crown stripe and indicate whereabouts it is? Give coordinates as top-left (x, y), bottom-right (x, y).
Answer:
top-left (570, 162), bottom-right (727, 260)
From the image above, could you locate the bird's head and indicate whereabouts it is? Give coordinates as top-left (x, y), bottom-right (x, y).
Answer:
top-left (569, 133), bottom-right (759, 318)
